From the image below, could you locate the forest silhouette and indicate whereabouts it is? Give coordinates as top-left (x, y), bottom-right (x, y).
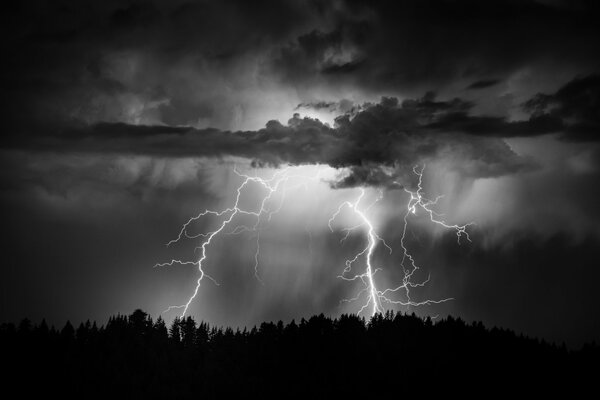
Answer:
top-left (2, 309), bottom-right (597, 397)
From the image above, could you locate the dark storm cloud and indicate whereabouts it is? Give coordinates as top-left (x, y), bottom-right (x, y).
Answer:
top-left (295, 99), bottom-right (357, 115)
top-left (427, 74), bottom-right (600, 141)
top-left (523, 74), bottom-right (600, 141)
top-left (6, 71), bottom-right (598, 188)
top-left (427, 112), bottom-right (562, 138)
top-left (271, 0), bottom-right (600, 92)
top-left (4, 94), bottom-right (535, 187)
top-left (295, 101), bottom-right (338, 111)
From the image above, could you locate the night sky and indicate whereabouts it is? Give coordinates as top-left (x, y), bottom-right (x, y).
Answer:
top-left (1, 0), bottom-right (600, 347)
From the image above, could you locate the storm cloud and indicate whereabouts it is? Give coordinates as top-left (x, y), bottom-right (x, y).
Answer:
top-left (4, 92), bottom-right (541, 188)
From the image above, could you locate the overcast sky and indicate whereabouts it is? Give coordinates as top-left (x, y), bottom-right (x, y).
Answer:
top-left (1, 0), bottom-right (599, 347)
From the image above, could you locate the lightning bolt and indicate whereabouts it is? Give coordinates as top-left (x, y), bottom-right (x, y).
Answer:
top-left (328, 188), bottom-right (387, 315)
top-left (155, 165), bottom-right (325, 317)
top-left (329, 164), bottom-right (473, 317)
top-left (157, 163), bottom-right (472, 320)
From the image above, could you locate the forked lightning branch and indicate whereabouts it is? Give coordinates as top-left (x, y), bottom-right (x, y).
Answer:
top-left (155, 165), bottom-right (473, 318)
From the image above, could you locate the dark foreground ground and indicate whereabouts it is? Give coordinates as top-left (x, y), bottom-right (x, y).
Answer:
top-left (1, 310), bottom-right (597, 398)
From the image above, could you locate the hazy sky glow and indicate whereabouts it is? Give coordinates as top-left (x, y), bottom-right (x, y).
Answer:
top-left (1, 0), bottom-right (600, 347)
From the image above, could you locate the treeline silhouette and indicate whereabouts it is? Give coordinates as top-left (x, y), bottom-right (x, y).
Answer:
top-left (1, 310), bottom-right (597, 398)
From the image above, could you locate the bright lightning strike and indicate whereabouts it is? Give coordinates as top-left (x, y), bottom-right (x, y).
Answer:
top-left (329, 164), bottom-right (473, 317)
top-left (155, 165), bottom-right (325, 317)
top-left (156, 163), bottom-right (472, 320)
top-left (328, 189), bottom-right (387, 316)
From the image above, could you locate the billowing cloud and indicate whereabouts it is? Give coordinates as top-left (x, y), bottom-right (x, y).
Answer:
top-left (4, 93), bottom-right (537, 188)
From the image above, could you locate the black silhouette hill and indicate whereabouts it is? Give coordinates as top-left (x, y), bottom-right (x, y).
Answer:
top-left (1, 309), bottom-right (597, 398)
